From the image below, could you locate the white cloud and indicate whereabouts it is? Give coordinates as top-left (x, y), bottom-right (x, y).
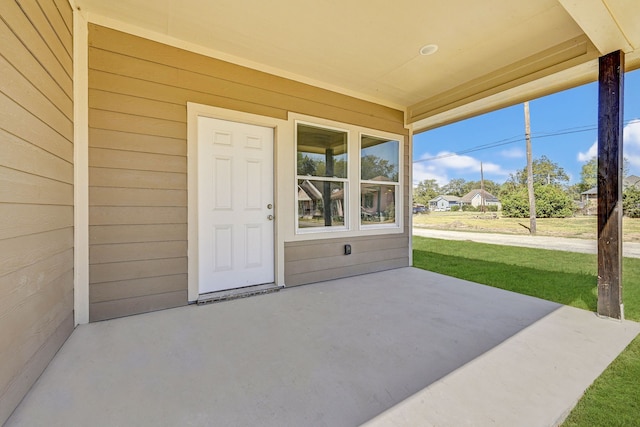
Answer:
top-left (577, 142), bottom-right (597, 162)
top-left (500, 147), bottom-right (525, 159)
top-left (577, 120), bottom-right (640, 172)
top-left (624, 119), bottom-right (640, 171)
top-left (412, 161), bottom-right (449, 186)
top-left (413, 151), bottom-right (510, 186)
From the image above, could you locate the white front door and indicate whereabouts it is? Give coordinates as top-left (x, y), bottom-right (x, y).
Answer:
top-left (197, 116), bottom-right (274, 294)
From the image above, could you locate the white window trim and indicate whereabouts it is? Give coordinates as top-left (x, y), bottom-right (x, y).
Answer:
top-left (290, 114), bottom-right (404, 240)
top-left (359, 131), bottom-right (402, 230)
top-left (295, 120), bottom-right (350, 234)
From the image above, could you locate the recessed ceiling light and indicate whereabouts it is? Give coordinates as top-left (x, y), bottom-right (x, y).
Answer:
top-left (419, 44), bottom-right (439, 56)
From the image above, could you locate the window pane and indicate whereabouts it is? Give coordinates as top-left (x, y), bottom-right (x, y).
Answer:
top-left (298, 179), bottom-right (345, 228)
top-left (360, 184), bottom-right (396, 225)
top-left (361, 135), bottom-right (399, 182)
top-left (297, 124), bottom-right (347, 178)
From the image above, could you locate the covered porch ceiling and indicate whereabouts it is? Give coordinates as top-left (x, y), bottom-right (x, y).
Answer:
top-left (76, 0), bottom-right (640, 132)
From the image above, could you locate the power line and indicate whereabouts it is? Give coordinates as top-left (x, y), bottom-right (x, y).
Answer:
top-left (413, 119), bottom-right (638, 164)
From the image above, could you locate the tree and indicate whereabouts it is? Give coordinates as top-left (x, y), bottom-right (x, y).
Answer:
top-left (502, 185), bottom-right (575, 218)
top-left (578, 156), bottom-right (630, 193)
top-left (360, 154), bottom-right (398, 181)
top-left (500, 188), bottom-right (530, 218)
top-left (623, 186), bottom-right (640, 218)
top-left (499, 178), bottom-right (520, 198)
top-left (534, 185), bottom-right (575, 218)
top-left (566, 184), bottom-right (583, 202)
top-left (413, 179), bottom-right (440, 205)
top-left (578, 157), bottom-right (597, 193)
top-left (514, 155), bottom-right (569, 186)
top-left (439, 178), bottom-right (501, 198)
top-left (296, 152), bottom-right (347, 178)
top-left (440, 178), bottom-right (466, 197)
top-left (461, 180), bottom-right (501, 197)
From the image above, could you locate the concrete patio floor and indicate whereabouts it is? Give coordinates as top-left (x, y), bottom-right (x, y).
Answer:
top-left (6, 268), bottom-right (640, 427)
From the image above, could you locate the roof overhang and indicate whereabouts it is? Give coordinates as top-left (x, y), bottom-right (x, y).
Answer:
top-left (75, 0), bottom-right (640, 133)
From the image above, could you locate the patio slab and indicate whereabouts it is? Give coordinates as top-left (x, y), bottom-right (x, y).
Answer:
top-left (5, 268), bottom-right (640, 427)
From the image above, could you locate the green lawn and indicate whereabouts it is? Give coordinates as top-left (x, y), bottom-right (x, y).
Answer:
top-left (412, 236), bottom-right (640, 427)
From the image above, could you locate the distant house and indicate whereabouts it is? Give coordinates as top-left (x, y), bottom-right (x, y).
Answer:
top-left (461, 189), bottom-right (501, 209)
top-left (429, 195), bottom-right (462, 211)
top-left (625, 175), bottom-right (640, 189)
top-left (581, 175), bottom-right (640, 215)
top-left (580, 187), bottom-right (598, 215)
top-left (298, 180), bottom-right (345, 224)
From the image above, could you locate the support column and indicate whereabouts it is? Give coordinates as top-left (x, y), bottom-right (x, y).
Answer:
top-left (597, 50), bottom-right (624, 319)
top-left (73, 7), bottom-right (90, 325)
top-left (323, 148), bottom-right (334, 226)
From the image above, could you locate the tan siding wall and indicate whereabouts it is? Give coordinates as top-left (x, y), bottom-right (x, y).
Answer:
top-left (0, 0), bottom-right (74, 424)
top-left (285, 235), bottom-right (410, 286)
top-left (285, 130), bottom-right (411, 286)
top-left (87, 24), bottom-right (409, 320)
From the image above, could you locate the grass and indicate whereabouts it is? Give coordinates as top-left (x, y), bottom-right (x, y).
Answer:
top-left (413, 211), bottom-right (640, 242)
top-left (412, 236), bottom-right (640, 426)
top-left (562, 335), bottom-right (640, 426)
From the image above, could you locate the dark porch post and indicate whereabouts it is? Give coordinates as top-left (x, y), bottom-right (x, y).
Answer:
top-left (323, 148), bottom-right (334, 226)
top-left (597, 50), bottom-right (625, 319)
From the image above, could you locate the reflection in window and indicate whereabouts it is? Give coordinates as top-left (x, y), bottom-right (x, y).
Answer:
top-left (361, 135), bottom-right (398, 181)
top-left (360, 184), bottom-right (396, 224)
top-left (361, 135), bottom-right (400, 227)
top-left (296, 123), bottom-right (348, 230)
top-left (297, 124), bottom-right (347, 178)
top-left (297, 180), bottom-right (345, 228)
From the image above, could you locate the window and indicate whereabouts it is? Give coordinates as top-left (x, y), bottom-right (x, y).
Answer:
top-left (294, 118), bottom-right (403, 234)
top-left (296, 123), bottom-right (348, 230)
top-left (360, 134), bottom-right (399, 227)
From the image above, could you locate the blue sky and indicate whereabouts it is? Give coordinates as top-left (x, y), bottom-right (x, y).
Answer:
top-left (413, 69), bottom-right (640, 187)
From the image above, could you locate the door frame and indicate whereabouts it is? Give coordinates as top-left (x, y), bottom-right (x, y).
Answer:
top-left (187, 103), bottom-right (288, 302)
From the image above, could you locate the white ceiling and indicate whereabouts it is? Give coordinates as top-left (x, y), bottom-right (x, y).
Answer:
top-left (76, 0), bottom-right (640, 129)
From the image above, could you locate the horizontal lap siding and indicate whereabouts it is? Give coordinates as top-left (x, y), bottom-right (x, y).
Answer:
top-left (0, 1), bottom-right (74, 425)
top-left (87, 24), bottom-right (408, 320)
top-left (284, 235), bottom-right (410, 286)
top-left (285, 120), bottom-right (411, 285)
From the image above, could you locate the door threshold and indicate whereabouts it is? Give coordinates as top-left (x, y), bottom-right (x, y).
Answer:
top-left (197, 283), bottom-right (283, 305)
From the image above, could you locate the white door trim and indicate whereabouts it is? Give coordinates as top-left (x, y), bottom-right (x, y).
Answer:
top-left (73, 8), bottom-right (89, 325)
top-left (187, 103), bottom-right (288, 302)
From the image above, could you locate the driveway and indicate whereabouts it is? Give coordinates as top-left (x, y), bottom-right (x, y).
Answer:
top-left (413, 227), bottom-right (640, 258)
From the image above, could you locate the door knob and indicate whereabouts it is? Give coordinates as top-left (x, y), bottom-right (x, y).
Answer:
top-left (267, 215), bottom-right (274, 220)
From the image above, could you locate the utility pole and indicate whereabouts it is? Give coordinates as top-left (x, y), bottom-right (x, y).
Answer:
top-left (480, 161), bottom-right (485, 213)
top-left (524, 101), bottom-right (536, 234)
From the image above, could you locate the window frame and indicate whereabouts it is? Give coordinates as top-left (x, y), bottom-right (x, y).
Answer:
top-left (292, 116), bottom-right (404, 237)
top-left (295, 120), bottom-right (350, 234)
top-left (359, 132), bottom-right (401, 229)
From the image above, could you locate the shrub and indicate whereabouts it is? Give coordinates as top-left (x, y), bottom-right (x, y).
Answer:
top-left (502, 185), bottom-right (575, 218)
top-left (501, 188), bottom-right (529, 218)
top-left (535, 185), bottom-right (575, 218)
top-left (624, 187), bottom-right (640, 218)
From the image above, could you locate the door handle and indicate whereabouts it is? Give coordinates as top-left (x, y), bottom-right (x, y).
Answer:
top-left (267, 215), bottom-right (274, 220)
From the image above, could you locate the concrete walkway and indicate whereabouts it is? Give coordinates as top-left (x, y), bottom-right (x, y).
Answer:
top-left (6, 268), bottom-right (639, 427)
top-left (414, 227), bottom-right (640, 258)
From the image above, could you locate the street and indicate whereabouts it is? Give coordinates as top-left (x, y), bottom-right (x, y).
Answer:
top-left (413, 227), bottom-right (640, 258)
